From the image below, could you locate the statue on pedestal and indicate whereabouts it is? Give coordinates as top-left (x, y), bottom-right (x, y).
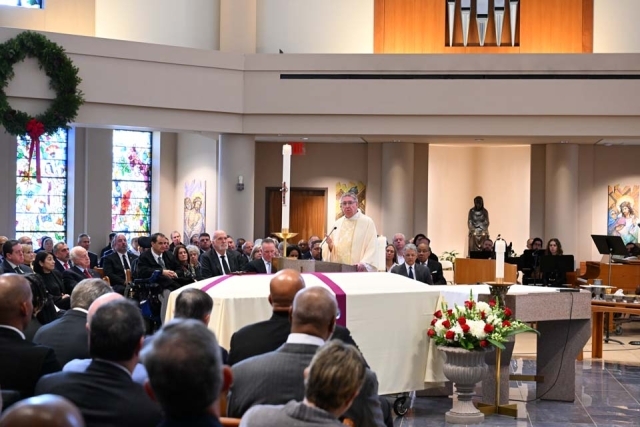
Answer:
top-left (468, 196), bottom-right (490, 253)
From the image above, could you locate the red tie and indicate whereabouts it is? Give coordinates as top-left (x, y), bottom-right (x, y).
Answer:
top-left (63, 262), bottom-right (69, 270)
top-left (84, 269), bottom-right (92, 278)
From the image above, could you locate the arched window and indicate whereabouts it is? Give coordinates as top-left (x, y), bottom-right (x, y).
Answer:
top-left (111, 130), bottom-right (152, 242)
top-left (15, 129), bottom-right (68, 244)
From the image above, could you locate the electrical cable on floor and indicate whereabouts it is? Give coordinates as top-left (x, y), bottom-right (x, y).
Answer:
top-left (511, 292), bottom-right (574, 403)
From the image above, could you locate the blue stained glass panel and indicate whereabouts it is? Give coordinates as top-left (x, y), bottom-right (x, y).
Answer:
top-left (111, 130), bottom-right (152, 240)
top-left (15, 129), bottom-right (68, 242)
top-left (0, 1), bottom-right (42, 8)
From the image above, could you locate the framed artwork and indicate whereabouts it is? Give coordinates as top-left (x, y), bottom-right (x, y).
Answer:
top-left (608, 185), bottom-right (639, 244)
top-left (184, 180), bottom-right (206, 242)
top-left (335, 181), bottom-right (366, 220)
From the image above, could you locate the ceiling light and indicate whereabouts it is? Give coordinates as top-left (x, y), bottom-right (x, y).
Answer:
top-left (302, 137), bottom-right (308, 140)
top-left (603, 143), bottom-right (612, 147)
top-left (475, 138), bottom-right (484, 141)
top-left (560, 140), bottom-right (568, 144)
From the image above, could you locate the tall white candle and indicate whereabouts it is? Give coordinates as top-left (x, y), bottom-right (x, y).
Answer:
top-left (495, 239), bottom-right (506, 279)
top-left (282, 144), bottom-right (292, 229)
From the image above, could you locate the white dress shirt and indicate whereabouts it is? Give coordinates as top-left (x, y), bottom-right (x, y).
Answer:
top-left (286, 333), bottom-right (325, 347)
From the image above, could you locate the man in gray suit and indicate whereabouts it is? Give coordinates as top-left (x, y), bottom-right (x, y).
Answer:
top-left (227, 286), bottom-right (385, 427)
top-left (240, 340), bottom-right (366, 427)
top-left (390, 244), bottom-right (433, 285)
top-left (0, 240), bottom-right (34, 275)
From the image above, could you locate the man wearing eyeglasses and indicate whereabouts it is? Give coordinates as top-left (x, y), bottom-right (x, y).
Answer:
top-left (322, 192), bottom-right (379, 272)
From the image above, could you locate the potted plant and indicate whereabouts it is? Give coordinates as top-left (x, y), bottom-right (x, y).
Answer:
top-left (440, 250), bottom-right (459, 264)
top-left (427, 291), bottom-right (537, 424)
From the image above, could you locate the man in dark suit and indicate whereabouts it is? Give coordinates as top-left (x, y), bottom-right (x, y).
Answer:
top-left (416, 243), bottom-right (447, 285)
top-left (52, 242), bottom-right (72, 273)
top-left (201, 229), bottom-right (244, 279)
top-left (137, 232), bottom-right (180, 322)
top-left (33, 278), bottom-right (112, 367)
top-left (102, 233), bottom-right (138, 294)
top-left (228, 269), bottom-right (359, 366)
top-left (168, 230), bottom-right (183, 252)
top-left (142, 319), bottom-right (232, 427)
top-left (390, 244), bottom-right (434, 285)
top-left (243, 238), bottom-right (279, 274)
top-left (63, 247), bottom-right (102, 293)
top-left (301, 236), bottom-right (320, 260)
top-left (0, 274), bottom-right (61, 397)
top-left (36, 297), bottom-right (162, 426)
top-left (227, 286), bottom-right (385, 427)
top-left (0, 240), bottom-right (34, 275)
top-left (98, 232), bottom-right (117, 266)
top-left (77, 233), bottom-right (99, 269)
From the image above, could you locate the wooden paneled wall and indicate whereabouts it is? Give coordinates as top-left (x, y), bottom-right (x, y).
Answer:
top-left (374, 0), bottom-right (593, 54)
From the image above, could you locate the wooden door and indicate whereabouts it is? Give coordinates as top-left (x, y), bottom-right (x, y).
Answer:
top-left (266, 188), bottom-right (327, 242)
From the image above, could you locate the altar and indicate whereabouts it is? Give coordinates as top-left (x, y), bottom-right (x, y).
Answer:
top-left (165, 274), bottom-right (591, 400)
top-left (164, 272), bottom-right (441, 395)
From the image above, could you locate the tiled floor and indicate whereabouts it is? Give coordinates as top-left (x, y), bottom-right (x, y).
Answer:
top-left (392, 321), bottom-right (640, 426)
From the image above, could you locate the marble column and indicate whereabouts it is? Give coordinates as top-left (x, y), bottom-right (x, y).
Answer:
top-left (220, 0), bottom-right (257, 53)
top-left (544, 144), bottom-right (579, 256)
top-left (217, 134), bottom-right (255, 240)
top-left (381, 142), bottom-right (415, 239)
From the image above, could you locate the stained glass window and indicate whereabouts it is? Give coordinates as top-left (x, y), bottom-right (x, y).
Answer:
top-left (16, 129), bottom-right (68, 244)
top-left (0, 0), bottom-right (42, 8)
top-left (112, 130), bottom-right (152, 241)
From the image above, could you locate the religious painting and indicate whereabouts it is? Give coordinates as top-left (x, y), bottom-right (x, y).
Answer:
top-left (335, 181), bottom-right (366, 220)
top-left (184, 180), bottom-right (206, 243)
top-left (608, 185), bottom-right (639, 244)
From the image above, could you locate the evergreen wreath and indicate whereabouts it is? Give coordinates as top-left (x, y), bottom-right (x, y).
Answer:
top-left (0, 31), bottom-right (84, 182)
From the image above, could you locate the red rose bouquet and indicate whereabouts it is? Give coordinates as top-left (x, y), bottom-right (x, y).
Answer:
top-left (427, 291), bottom-right (538, 350)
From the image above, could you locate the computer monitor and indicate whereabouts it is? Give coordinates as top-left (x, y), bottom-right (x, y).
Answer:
top-left (539, 255), bottom-right (575, 286)
top-left (469, 251), bottom-right (494, 260)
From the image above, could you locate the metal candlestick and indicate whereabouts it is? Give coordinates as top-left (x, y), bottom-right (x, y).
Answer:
top-left (273, 228), bottom-right (298, 258)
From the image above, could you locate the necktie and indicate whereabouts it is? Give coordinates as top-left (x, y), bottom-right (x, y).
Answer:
top-left (157, 256), bottom-right (166, 269)
top-left (14, 266), bottom-right (23, 274)
top-left (408, 266), bottom-right (414, 279)
top-left (266, 262), bottom-right (271, 274)
top-left (63, 262), bottom-right (70, 270)
top-left (84, 269), bottom-right (92, 278)
top-left (220, 255), bottom-right (231, 274)
top-left (122, 254), bottom-right (131, 270)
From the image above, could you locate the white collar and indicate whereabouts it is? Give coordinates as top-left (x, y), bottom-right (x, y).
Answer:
top-left (286, 333), bottom-right (325, 347)
top-left (263, 258), bottom-right (271, 265)
top-left (0, 325), bottom-right (25, 340)
top-left (72, 308), bottom-right (89, 314)
top-left (151, 249), bottom-right (162, 259)
top-left (344, 210), bottom-right (361, 221)
top-left (404, 262), bottom-right (416, 269)
top-left (216, 251), bottom-right (228, 258)
top-left (94, 359), bottom-right (132, 377)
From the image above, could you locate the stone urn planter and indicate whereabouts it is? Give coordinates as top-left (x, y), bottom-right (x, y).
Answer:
top-left (438, 346), bottom-right (492, 424)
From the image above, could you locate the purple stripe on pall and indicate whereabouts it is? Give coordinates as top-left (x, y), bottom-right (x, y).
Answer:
top-left (309, 272), bottom-right (346, 327)
top-left (201, 274), bottom-right (234, 293)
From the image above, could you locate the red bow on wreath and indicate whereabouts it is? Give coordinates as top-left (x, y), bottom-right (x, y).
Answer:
top-left (25, 118), bottom-right (45, 183)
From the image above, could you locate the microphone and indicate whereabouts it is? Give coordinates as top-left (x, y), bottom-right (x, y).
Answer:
top-left (321, 226), bottom-right (338, 247)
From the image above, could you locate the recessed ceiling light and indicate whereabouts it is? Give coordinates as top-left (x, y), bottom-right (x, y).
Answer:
top-left (560, 140), bottom-right (568, 144)
top-left (603, 143), bottom-right (613, 147)
top-left (302, 137), bottom-right (308, 140)
top-left (475, 138), bottom-right (484, 141)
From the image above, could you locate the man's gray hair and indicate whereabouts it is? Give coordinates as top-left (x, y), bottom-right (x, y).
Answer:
top-left (339, 192), bottom-right (358, 204)
top-left (261, 238), bottom-right (277, 248)
top-left (69, 246), bottom-right (86, 262)
top-left (403, 243), bottom-right (418, 255)
top-left (70, 279), bottom-right (113, 310)
top-left (142, 319), bottom-right (224, 417)
top-left (53, 242), bottom-right (66, 254)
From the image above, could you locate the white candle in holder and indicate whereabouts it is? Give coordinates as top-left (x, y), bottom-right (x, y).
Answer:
top-left (282, 144), bottom-right (292, 229)
top-left (495, 239), bottom-right (506, 280)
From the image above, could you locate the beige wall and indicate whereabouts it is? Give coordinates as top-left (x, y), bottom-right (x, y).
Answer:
top-left (594, 0), bottom-right (640, 53)
top-left (95, 0), bottom-right (220, 49)
top-left (0, 0), bottom-right (95, 36)
top-left (153, 132), bottom-right (177, 235)
top-left (427, 145), bottom-right (531, 257)
top-left (253, 142), bottom-right (369, 239)
top-left (256, 0), bottom-right (374, 54)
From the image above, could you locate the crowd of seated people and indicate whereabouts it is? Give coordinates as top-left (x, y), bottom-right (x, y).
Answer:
top-left (0, 267), bottom-right (394, 427)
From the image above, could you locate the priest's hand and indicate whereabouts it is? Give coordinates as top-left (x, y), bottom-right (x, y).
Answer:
top-left (325, 235), bottom-right (334, 251)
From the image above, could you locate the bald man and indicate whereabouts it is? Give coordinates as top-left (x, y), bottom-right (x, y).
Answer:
top-left (228, 286), bottom-right (385, 427)
top-left (0, 274), bottom-right (61, 398)
top-left (227, 269), bottom-right (359, 366)
top-left (0, 394), bottom-right (84, 427)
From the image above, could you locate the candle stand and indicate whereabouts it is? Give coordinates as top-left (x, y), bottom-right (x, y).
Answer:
top-left (273, 228), bottom-right (298, 258)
